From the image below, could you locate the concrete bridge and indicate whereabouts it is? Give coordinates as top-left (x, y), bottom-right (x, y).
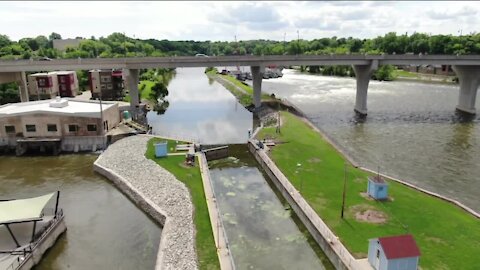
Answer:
top-left (1, 54), bottom-right (480, 115)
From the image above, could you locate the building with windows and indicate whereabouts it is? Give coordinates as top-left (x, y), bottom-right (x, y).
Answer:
top-left (57, 71), bottom-right (79, 97)
top-left (0, 98), bottom-right (120, 155)
top-left (27, 72), bottom-right (59, 100)
top-left (89, 69), bottom-right (125, 101)
top-left (27, 71), bottom-right (79, 100)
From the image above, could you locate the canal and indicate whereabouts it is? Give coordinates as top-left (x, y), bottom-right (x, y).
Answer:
top-left (260, 69), bottom-right (480, 212)
top-left (209, 145), bottom-right (333, 270)
top-left (0, 155), bottom-right (161, 270)
top-left (148, 67), bottom-right (333, 269)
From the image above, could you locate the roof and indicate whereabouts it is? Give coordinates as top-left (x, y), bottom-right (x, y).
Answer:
top-left (0, 192), bottom-right (55, 224)
top-left (368, 175), bottom-right (386, 184)
top-left (378, 234), bottom-right (421, 259)
top-left (0, 98), bottom-right (116, 119)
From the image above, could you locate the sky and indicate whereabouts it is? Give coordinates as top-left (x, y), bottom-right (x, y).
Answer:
top-left (0, 1), bottom-right (478, 42)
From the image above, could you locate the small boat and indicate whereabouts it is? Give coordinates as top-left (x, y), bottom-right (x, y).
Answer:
top-left (0, 191), bottom-right (66, 270)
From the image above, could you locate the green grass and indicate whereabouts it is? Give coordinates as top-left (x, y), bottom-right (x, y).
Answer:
top-left (146, 138), bottom-right (220, 270)
top-left (256, 111), bottom-right (480, 270)
top-left (123, 80), bottom-right (156, 103)
top-left (393, 69), bottom-right (420, 78)
top-left (206, 70), bottom-right (272, 106)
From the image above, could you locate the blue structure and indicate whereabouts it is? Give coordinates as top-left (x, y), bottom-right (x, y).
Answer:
top-left (367, 175), bottom-right (389, 200)
top-left (368, 234), bottom-right (420, 270)
top-left (154, 141), bottom-right (168, 157)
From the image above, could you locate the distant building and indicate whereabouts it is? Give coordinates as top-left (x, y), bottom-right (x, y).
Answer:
top-left (403, 65), bottom-right (454, 76)
top-left (52, 38), bottom-right (83, 51)
top-left (56, 71), bottom-right (79, 98)
top-left (367, 175), bottom-right (389, 200)
top-left (0, 98), bottom-right (120, 155)
top-left (28, 72), bottom-right (59, 100)
top-left (28, 71), bottom-right (79, 100)
top-left (368, 234), bottom-right (421, 270)
top-left (89, 69), bottom-right (125, 101)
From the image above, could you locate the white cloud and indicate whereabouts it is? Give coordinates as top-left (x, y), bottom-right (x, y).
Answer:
top-left (0, 1), bottom-right (478, 42)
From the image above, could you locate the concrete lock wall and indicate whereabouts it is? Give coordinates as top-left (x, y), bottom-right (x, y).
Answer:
top-left (248, 141), bottom-right (356, 270)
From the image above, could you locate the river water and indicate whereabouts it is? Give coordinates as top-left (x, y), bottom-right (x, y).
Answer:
top-left (260, 69), bottom-right (480, 212)
top-left (0, 155), bottom-right (161, 270)
top-left (147, 67), bottom-right (253, 144)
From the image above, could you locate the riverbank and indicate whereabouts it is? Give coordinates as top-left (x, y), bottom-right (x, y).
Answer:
top-left (93, 135), bottom-right (198, 270)
top-left (255, 111), bottom-right (480, 270)
top-left (209, 71), bottom-right (480, 269)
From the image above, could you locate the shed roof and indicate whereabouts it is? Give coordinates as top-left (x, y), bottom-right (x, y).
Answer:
top-left (378, 234), bottom-right (421, 259)
top-left (0, 192), bottom-right (55, 224)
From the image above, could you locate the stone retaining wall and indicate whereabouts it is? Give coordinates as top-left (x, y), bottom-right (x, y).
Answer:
top-left (93, 135), bottom-right (198, 270)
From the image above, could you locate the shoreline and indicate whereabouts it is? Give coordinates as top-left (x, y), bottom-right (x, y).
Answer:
top-left (209, 70), bottom-right (479, 218)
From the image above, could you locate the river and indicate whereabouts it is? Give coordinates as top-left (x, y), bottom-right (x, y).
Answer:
top-left (0, 155), bottom-right (161, 270)
top-left (147, 67), bottom-right (253, 144)
top-left (260, 69), bottom-right (480, 212)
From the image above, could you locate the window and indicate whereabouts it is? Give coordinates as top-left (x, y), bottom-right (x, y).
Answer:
top-left (87, 124), bottom-right (97, 132)
top-left (100, 76), bottom-right (111, 83)
top-left (107, 84), bottom-right (113, 90)
top-left (68, 124), bottom-right (79, 132)
top-left (37, 78), bottom-right (46, 87)
top-left (100, 84), bottom-right (107, 90)
top-left (5, 125), bottom-right (15, 134)
top-left (26, 124), bottom-right (36, 132)
top-left (60, 76), bottom-right (65, 83)
top-left (60, 84), bottom-right (66, 91)
top-left (47, 124), bottom-right (57, 132)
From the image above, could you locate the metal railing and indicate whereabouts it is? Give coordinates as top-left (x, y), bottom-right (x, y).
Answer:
top-left (5, 208), bottom-right (64, 270)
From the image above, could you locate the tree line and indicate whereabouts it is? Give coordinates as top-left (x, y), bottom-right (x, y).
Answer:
top-left (1, 31), bottom-right (478, 103)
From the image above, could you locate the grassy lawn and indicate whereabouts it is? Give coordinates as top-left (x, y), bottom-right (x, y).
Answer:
top-left (146, 138), bottom-right (220, 270)
top-left (256, 111), bottom-right (480, 270)
top-left (393, 69), bottom-right (420, 78)
top-left (123, 80), bottom-right (156, 103)
top-left (206, 70), bottom-right (272, 106)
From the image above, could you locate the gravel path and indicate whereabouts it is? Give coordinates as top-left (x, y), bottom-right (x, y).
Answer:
top-left (94, 135), bottom-right (198, 270)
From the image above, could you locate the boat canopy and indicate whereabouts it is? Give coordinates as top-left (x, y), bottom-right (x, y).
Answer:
top-left (0, 192), bottom-right (55, 224)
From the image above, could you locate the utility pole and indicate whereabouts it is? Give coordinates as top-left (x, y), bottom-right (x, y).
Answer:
top-left (297, 30), bottom-right (300, 55)
top-left (341, 163), bottom-right (347, 219)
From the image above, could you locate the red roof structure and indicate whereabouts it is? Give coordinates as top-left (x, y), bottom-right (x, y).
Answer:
top-left (378, 234), bottom-right (421, 259)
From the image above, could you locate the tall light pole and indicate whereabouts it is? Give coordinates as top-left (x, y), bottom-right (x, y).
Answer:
top-left (297, 30), bottom-right (300, 55)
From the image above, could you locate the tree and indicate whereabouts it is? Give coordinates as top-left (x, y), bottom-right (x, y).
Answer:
top-left (49, 32), bottom-right (62, 41)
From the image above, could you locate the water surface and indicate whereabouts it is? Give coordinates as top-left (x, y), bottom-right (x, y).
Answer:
top-left (209, 146), bottom-right (331, 270)
top-left (261, 69), bottom-right (480, 212)
top-left (0, 155), bottom-right (161, 270)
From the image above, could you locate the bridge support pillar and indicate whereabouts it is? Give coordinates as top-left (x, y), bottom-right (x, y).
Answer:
top-left (452, 65), bottom-right (480, 115)
top-left (18, 71), bottom-right (29, 102)
top-left (352, 60), bottom-right (378, 115)
top-left (251, 66), bottom-right (264, 109)
top-left (125, 69), bottom-right (140, 109)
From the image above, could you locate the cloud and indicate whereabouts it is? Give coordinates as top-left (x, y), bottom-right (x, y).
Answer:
top-left (210, 2), bottom-right (289, 32)
top-left (427, 6), bottom-right (477, 20)
top-left (295, 18), bottom-right (340, 31)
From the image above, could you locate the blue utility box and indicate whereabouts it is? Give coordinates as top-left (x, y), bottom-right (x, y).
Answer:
top-left (367, 175), bottom-right (389, 200)
top-left (154, 141), bottom-right (168, 158)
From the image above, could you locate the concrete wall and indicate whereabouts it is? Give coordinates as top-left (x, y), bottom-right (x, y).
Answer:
top-left (248, 140), bottom-right (357, 270)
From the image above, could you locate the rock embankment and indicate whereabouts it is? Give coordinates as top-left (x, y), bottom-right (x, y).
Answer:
top-left (94, 135), bottom-right (198, 270)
